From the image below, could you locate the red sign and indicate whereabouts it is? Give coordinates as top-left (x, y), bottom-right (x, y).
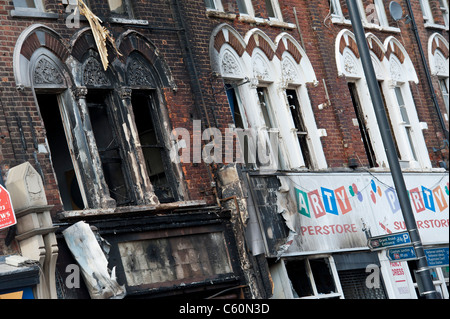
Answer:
top-left (0, 185), bottom-right (16, 230)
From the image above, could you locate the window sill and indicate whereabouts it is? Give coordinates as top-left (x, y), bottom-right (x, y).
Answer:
top-left (10, 9), bottom-right (59, 19)
top-left (206, 9), bottom-right (237, 21)
top-left (108, 16), bottom-right (149, 26)
top-left (331, 16), bottom-right (400, 33)
top-left (207, 10), bottom-right (295, 29)
top-left (58, 200), bottom-right (208, 219)
top-left (424, 22), bottom-right (449, 31)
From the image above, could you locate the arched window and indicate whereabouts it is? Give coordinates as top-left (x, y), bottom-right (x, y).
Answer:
top-left (429, 33), bottom-right (449, 117)
top-left (210, 25), bottom-right (327, 171)
top-left (336, 30), bottom-right (432, 170)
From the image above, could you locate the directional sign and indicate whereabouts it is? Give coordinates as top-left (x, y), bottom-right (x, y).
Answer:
top-left (424, 247), bottom-right (449, 267)
top-left (0, 184), bottom-right (16, 230)
top-left (368, 231), bottom-right (411, 251)
top-left (387, 246), bottom-right (417, 262)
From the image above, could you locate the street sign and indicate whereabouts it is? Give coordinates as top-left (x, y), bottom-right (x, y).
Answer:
top-left (368, 231), bottom-right (411, 251)
top-left (0, 184), bottom-right (16, 230)
top-left (424, 247), bottom-right (449, 267)
top-left (387, 246), bottom-right (417, 262)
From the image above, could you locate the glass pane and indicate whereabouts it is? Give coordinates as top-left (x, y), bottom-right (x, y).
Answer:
top-left (394, 87), bottom-right (405, 106)
top-left (236, 0), bottom-right (248, 14)
top-left (439, 80), bottom-right (449, 113)
top-left (257, 88), bottom-right (273, 129)
top-left (265, 0), bottom-right (275, 18)
top-left (15, 0), bottom-right (36, 8)
top-left (109, 0), bottom-right (125, 14)
top-left (309, 258), bottom-right (337, 294)
top-left (285, 260), bottom-right (314, 297)
top-left (286, 89), bottom-right (312, 169)
top-left (204, 0), bottom-right (215, 9)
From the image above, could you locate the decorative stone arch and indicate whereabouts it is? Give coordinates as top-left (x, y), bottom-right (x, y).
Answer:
top-left (275, 33), bottom-right (317, 85)
top-left (70, 28), bottom-right (119, 88)
top-left (245, 28), bottom-right (277, 61)
top-left (219, 45), bottom-right (246, 80)
top-left (384, 36), bottom-right (419, 84)
top-left (210, 23), bottom-right (246, 76)
top-left (117, 30), bottom-right (176, 90)
top-left (335, 29), bottom-right (363, 79)
top-left (366, 33), bottom-right (388, 81)
top-left (13, 24), bottom-right (71, 89)
top-left (428, 33), bottom-right (449, 77)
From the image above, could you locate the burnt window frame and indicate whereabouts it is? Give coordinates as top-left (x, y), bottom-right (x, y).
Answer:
top-left (125, 51), bottom-right (181, 203)
top-left (283, 256), bottom-right (343, 299)
top-left (80, 49), bottom-right (137, 206)
top-left (85, 89), bottom-right (136, 206)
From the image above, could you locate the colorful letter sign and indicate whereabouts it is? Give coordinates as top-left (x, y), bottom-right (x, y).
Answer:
top-left (0, 185), bottom-right (16, 230)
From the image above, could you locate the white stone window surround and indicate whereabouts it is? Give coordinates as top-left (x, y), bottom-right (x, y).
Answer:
top-left (11, 0), bottom-right (59, 19)
top-left (211, 25), bottom-right (327, 171)
top-left (336, 30), bottom-right (433, 170)
top-left (428, 33), bottom-right (449, 118)
top-left (329, 0), bottom-right (401, 33)
top-left (265, 0), bottom-right (284, 21)
top-left (420, 0), bottom-right (434, 23)
top-left (205, 0), bottom-right (225, 11)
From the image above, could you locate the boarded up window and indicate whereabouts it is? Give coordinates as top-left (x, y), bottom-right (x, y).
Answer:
top-left (118, 232), bottom-right (233, 287)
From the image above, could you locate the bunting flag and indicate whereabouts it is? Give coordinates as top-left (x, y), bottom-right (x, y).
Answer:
top-left (77, 0), bottom-right (122, 70)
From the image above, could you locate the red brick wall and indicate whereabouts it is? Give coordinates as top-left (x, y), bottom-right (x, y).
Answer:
top-left (0, 0), bottom-right (448, 228)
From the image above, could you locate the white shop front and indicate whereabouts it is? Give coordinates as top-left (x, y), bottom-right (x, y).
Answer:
top-left (265, 172), bottom-right (449, 299)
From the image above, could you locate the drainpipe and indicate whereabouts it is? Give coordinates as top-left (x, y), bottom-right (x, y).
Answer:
top-left (405, 0), bottom-right (449, 142)
top-left (346, 0), bottom-right (440, 299)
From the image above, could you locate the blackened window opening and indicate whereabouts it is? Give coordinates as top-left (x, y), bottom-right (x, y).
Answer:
top-left (348, 83), bottom-right (378, 168)
top-left (86, 91), bottom-right (133, 206)
top-left (131, 91), bottom-right (176, 203)
top-left (286, 89), bottom-right (312, 169)
top-left (37, 94), bottom-right (85, 211)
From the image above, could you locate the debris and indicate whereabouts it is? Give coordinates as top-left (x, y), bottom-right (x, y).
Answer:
top-left (63, 221), bottom-right (126, 299)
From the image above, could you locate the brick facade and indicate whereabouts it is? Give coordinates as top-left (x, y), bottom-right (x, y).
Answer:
top-left (0, 0), bottom-right (448, 299)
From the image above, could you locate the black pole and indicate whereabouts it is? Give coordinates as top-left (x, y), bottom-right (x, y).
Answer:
top-left (345, 0), bottom-right (439, 299)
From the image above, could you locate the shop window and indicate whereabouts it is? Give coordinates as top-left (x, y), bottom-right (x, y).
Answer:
top-left (37, 94), bottom-right (85, 211)
top-left (338, 268), bottom-right (387, 299)
top-left (87, 91), bottom-right (133, 206)
top-left (286, 89), bottom-right (312, 169)
top-left (285, 257), bottom-right (342, 299)
top-left (334, 252), bottom-right (387, 299)
top-left (131, 91), bottom-right (177, 203)
top-left (407, 260), bottom-right (449, 298)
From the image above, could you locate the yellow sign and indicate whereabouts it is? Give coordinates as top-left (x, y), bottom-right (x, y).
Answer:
top-left (0, 291), bottom-right (24, 299)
